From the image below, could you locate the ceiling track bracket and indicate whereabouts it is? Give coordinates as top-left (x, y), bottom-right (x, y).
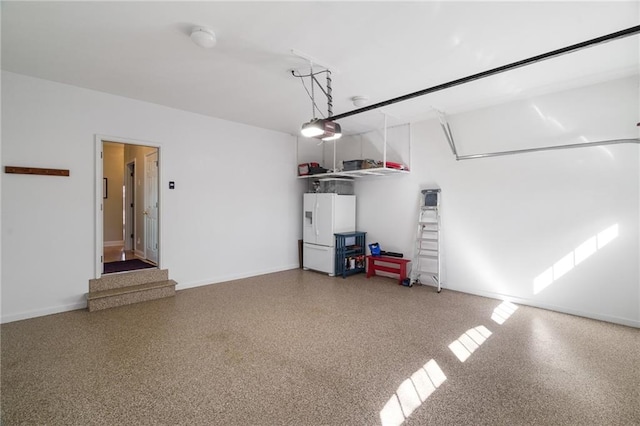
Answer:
top-left (436, 110), bottom-right (459, 159)
top-left (435, 108), bottom-right (640, 160)
top-left (455, 138), bottom-right (640, 160)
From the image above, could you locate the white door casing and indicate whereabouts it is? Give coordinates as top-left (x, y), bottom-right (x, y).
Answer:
top-left (95, 135), bottom-right (161, 278)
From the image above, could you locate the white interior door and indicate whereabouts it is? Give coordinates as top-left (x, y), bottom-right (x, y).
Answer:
top-left (144, 151), bottom-right (159, 264)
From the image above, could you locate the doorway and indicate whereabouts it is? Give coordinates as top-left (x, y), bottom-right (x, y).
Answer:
top-left (96, 137), bottom-right (160, 277)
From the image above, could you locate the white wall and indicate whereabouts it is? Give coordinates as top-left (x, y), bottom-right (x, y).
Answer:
top-left (1, 71), bottom-right (302, 323)
top-left (356, 76), bottom-right (639, 327)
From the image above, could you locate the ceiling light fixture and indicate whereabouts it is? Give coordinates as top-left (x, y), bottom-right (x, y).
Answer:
top-left (351, 96), bottom-right (369, 107)
top-left (190, 26), bottom-right (217, 49)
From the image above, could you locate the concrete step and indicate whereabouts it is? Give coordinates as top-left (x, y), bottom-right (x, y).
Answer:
top-left (87, 279), bottom-right (177, 312)
top-left (89, 268), bottom-right (169, 292)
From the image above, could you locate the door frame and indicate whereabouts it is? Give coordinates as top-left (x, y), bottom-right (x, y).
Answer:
top-left (95, 134), bottom-right (162, 278)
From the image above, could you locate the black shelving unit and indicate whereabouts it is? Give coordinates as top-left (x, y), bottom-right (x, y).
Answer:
top-left (335, 232), bottom-right (366, 278)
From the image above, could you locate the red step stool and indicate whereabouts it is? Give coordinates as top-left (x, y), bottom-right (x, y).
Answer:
top-left (366, 255), bottom-right (411, 285)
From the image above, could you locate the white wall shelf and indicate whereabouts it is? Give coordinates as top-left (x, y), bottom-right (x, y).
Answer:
top-left (297, 167), bottom-right (409, 179)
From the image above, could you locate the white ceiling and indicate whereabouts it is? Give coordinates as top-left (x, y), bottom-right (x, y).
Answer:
top-left (2, 1), bottom-right (638, 136)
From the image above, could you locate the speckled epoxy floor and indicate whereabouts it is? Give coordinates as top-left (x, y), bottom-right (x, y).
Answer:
top-left (2, 269), bottom-right (639, 425)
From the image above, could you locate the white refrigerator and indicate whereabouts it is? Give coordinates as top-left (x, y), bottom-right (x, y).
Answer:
top-left (303, 193), bottom-right (356, 276)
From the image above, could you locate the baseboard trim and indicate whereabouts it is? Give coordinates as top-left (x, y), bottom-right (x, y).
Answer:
top-left (1, 301), bottom-right (87, 324)
top-left (5, 267), bottom-right (635, 329)
top-left (104, 240), bottom-right (125, 247)
top-left (446, 285), bottom-right (640, 329)
top-left (0, 265), bottom-right (299, 324)
top-left (177, 264), bottom-right (300, 291)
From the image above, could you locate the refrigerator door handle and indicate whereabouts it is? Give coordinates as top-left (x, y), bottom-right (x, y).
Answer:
top-left (315, 202), bottom-right (320, 236)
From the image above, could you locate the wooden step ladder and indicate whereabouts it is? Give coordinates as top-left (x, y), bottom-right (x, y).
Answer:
top-left (412, 189), bottom-right (442, 292)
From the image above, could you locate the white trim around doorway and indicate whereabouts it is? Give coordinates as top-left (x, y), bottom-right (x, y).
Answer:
top-left (94, 134), bottom-right (163, 279)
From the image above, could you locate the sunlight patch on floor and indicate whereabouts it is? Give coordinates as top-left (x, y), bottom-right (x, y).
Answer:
top-left (380, 360), bottom-right (447, 426)
top-left (491, 301), bottom-right (518, 325)
top-left (448, 325), bottom-right (493, 362)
